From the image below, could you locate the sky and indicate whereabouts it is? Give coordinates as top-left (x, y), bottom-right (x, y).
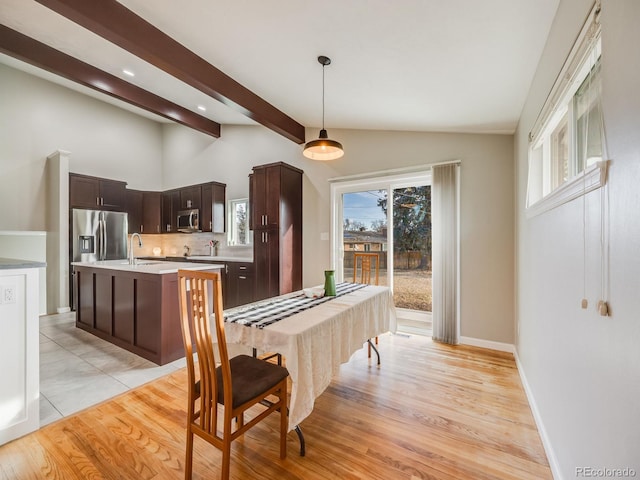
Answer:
top-left (343, 190), bottom-right (387, 229)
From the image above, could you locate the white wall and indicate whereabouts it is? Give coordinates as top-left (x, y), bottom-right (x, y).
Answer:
top-left (0, 63), bottom-right (164, 232)
top-left (515, 1), bottom-right (640, 478)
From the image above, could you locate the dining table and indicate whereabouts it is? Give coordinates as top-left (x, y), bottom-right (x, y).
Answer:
top-left (223, 282), bottom-right (397, 432)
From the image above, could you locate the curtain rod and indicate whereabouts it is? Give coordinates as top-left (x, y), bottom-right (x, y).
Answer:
top-left (529, 1), bottom-right (599, 143)
top-left (328, 160), bottom-right (460, 183)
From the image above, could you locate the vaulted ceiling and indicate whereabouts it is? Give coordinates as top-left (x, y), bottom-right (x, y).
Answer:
top-left (0, 0), bottom-right (560, 142)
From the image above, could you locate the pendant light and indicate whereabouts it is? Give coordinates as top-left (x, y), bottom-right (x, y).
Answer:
top-left (303, 55), bottom-right (344, 161)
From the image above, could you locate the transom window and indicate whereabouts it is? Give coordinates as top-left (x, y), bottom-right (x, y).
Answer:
top-left (526, 2), bottom-right (606, 216)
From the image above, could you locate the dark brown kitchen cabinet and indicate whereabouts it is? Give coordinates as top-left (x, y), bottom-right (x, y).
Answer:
top-left (180, 185), bottom-right (201, 210)
top-left (74, 265), bottom-right (208, 365)
top-left (162, 189), bottom-right (181, 233)
top-left (225, 262), bottom-right (255, 308)
top-left (127, 190), bottom-right (161, 234)
top-left (141, 191), bottom-right (162, 234)
top-left (126, 189), bottom-right (143, 233)
top-left (251, 162), bottom-right (302, 301)
top-left (70, 173), bottom-right (127, 210)
top-left (201, 182), bottom-right (226, 233)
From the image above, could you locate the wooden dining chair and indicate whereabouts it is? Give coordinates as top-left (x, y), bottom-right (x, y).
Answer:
top-left (353, 252), bottom-right (380, 359)
top-left (177, 269), bottom-right (289, 480)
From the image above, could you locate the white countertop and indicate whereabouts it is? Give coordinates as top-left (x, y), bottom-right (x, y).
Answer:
top-left (0, 257), bottom-right (47, 270)
top-left (71, 259), bottom-right (225, 274)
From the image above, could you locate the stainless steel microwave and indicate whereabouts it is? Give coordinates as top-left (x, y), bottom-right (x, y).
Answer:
top-left (177, 209), bottom-right (200, 233)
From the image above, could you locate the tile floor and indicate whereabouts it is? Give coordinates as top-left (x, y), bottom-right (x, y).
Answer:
top-left (39, 312), bottom-right (187, 426)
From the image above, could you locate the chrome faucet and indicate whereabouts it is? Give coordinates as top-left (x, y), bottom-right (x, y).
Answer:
top-left (129, 233), bottom-right (143, 265)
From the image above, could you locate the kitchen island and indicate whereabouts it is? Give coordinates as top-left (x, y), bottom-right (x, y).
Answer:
top-left (72, 259), bottom-right (223, 365)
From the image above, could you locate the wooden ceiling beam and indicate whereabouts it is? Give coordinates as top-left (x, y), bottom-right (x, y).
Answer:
top-left (35, 0), bottom-right (306, 144)
top-left (0, 24), bottom-right (221, 138)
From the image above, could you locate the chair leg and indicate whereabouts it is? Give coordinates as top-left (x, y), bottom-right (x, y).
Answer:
top-left (185, 427), bottom-right (194, 480)
top-left (221, 438), bottom-right (232, 480)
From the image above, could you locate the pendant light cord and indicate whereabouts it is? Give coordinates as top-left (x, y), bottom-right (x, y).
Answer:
top-left (321, 63), bottom-right (326, 130)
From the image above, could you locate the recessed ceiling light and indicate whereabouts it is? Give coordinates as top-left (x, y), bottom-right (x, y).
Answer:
top-left (122, 69), bottom-right (135, 77)
top-left (197, 105), bottom-right (206, 112)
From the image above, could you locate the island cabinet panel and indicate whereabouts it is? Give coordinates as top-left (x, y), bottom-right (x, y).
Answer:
top-left (113, 276), bottom-right (134, 344)
top-left (76, 269), bottom-right (94, 328)
top-left (94, 272), bottom-right (113, 335)
top-left (74, 266), bottom-right (197, 365)
top-left (135, 277), bottom-right (161, 355)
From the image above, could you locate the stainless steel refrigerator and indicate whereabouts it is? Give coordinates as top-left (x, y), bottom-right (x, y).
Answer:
top-left (71, 208), bottom-right (128, 308)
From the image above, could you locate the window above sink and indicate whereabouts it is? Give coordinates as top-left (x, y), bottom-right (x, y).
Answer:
top-left (227, 198), bottom-right (252, 246)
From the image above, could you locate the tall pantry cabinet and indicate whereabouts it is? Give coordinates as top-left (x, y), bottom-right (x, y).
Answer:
top-left (250, 162), bottom-right (303, 301)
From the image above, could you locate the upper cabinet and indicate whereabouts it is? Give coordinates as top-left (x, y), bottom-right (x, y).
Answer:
top-left (71, 173), bottom-right (225, 234)
top-left (126, 190), bottom-right (162, 234)
top-left (162, 189), bottom-right (181, 233)
top-left (141, 192), bottom-right (162, 234)
top-left (69, 173), bottom-right (127, 210)
top-left (179, 185), bottom-right (202, 210)
top-left (125, 189), bottom-right (143, 233)
top-left (201, 182), bottom-right (226, 233)
top-left (162, 182), bottom-right (226, 233)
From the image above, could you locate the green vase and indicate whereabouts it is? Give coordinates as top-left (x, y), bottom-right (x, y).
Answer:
top-left (324, 270), bottom-right (336, 296)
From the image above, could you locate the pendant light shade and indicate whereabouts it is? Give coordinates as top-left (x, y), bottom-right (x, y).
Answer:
top-left (303, 56), bottom-right (344, 161)
top-left (303, 129), bottom-right (344, 161)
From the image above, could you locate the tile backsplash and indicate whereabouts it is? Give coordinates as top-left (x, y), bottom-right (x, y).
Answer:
top-left (129, 232), bottom-right (252, 259)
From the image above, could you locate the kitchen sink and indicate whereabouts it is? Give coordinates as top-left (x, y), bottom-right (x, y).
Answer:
top-left (120, 261), bottom-right (160, 266)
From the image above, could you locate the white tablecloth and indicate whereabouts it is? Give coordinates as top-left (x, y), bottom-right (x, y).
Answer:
top-left (224, 285), bottom-right (397, 430)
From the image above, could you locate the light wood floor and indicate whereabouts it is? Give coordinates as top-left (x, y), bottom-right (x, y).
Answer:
top-left (0, 334), bottom-right (552, 480)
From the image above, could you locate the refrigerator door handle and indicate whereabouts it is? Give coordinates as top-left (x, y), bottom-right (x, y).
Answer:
top-left (102, 219), bottom-right (108, 260)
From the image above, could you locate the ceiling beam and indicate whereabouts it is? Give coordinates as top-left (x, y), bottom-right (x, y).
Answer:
top-left (0, 24), bottom-right (221, 138)
top-left (35, 0), bottom-right (306, 144)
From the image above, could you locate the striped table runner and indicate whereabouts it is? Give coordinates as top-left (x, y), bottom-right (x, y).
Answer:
top-left (224, 282), bottom-right (367, 329)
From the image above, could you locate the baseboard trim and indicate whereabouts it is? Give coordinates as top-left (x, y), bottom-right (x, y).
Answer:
top-left (458, 336), bottom-right (515, 353)
top-left (56, 306), bottom-right (71, 314)
top-left (514, 350), bottom-right (562, 480)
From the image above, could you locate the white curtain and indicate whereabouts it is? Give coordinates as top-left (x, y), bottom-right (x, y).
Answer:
top-left (431, 163), bottom-right (460, 345)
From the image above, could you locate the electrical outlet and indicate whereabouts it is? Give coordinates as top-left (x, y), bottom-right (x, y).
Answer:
top-left (4, 286), bottom-right (16, 304)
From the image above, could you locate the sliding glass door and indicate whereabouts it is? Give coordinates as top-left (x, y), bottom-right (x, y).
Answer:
top-left (331, 170), bottom-right (431, 313)
top-left (391, 185), bottom-right (431, 312)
